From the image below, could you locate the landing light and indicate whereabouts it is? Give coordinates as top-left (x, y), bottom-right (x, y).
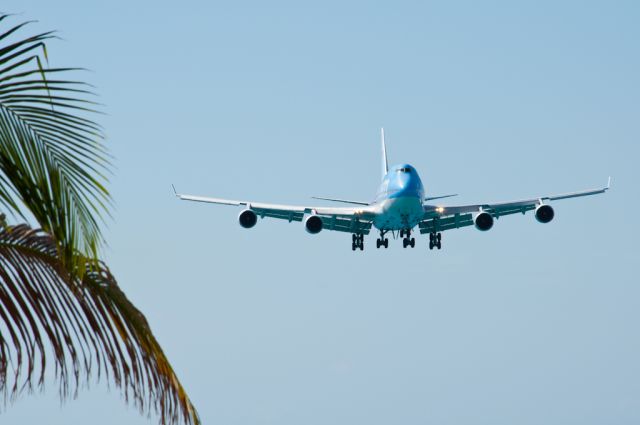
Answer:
top-left (436, 207), bottom-right (445, 214)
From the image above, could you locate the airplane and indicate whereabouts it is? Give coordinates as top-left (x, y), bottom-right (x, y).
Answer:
top-left (174, 129), bottom-right (610, 251)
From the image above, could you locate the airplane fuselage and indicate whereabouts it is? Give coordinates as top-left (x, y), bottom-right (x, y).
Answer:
top-left (371, 163), bottom-right (425, 231)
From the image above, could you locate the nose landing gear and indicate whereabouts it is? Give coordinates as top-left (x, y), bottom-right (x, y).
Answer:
top-left (352, 233), bottom-right (364, 251)
top-left (429, 232), bottom-right (442, 250)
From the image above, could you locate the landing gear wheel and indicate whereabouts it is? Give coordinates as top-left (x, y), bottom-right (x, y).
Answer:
top-left (352, 233), bottom-right (364, 251)
top-left (429, 232), bottom-right (442, 250)
top-left (402, 229), bottom-right (414, 248)
top-left (376, 238), bottom-right (389, 249)
top-left (376, 231), bottom-right (389, 249)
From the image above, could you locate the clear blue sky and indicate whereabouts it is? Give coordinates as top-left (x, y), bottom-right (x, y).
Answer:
top-left (2, 1), bottom-right (639, 424)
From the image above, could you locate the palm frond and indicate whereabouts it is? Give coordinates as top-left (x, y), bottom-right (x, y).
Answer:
top-left (0, 15), bottom-right (200, 425)
top-left (0, 224), bottom-right (199, 424)
top-left (0, 15), bottom-right (111, 265)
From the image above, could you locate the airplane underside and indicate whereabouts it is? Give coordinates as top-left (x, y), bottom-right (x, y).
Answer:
top-left (350, 196), bottom-right (442, 251)
top-left (372, 197), bottom-right (424, 230)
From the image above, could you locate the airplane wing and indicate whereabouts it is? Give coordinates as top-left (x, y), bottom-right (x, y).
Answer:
top-left (174, 189), bottom-right (375, 234)
top-left (418, 179), bottom-right (611, 234)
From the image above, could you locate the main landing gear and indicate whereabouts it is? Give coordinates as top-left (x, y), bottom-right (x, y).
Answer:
top-left (352, 230), bottom-right (441, 251)
top-left (429, 232), bottom-right (442, 250)
top-left (352, 233), bottom-right (364, 251)
top-left (376, 231), bottom-right (389, 249)
top-left (400, 229), bottom-right (415, 248)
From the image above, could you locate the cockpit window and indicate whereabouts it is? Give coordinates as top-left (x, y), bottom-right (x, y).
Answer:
top-left (398, 167), bottom-right (412, 173)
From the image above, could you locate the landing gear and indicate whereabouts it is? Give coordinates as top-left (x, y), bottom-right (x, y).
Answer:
top-left (429, 232), bottom-right (442, 250)
top-left (352, 233), bottom-right (364, 251)
top-left (402, 229), bottom-right (415, 248)
top-left (402, 237), bottom-right (416, 248)
top-left (376, 231), bottom-right (389, 249)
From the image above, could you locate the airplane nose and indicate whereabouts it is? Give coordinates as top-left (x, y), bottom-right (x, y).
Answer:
top-left (388, 167), bottom-right (423, 198)
top-left (398, 173), bottom-right (411, 188)
top-left (394, 174), bottom-right (415, 195)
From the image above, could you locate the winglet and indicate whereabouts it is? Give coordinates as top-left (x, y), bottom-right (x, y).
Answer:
top-left (171, 184), bottom-right (178, 197)
top-left (607, 176), bottom-right (612, 190)
top-left (381, 128), bottom-right (388, 178)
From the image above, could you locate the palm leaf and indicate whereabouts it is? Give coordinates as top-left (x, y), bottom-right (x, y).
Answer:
top-left (0, 15), bottom-right (200, 425)
top-left (0, 223), bottom-right (200, 424)
top-left (0, 15), bottom-right (110, 266)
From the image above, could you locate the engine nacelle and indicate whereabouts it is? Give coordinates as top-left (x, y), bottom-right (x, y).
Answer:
top-left (304, 215), bottom-right (323, 234)
top-left (535, 204), bottom-right (554, 223)
top-left (238, 209), bottom-right (257, 228)
top-left (474, 211), bottom-right (494, 231)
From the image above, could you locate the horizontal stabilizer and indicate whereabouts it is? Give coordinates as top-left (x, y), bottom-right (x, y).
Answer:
top-left (311, 196), bottom-right (369, 206)
top-left (424, 193), bottom-right (458, 202)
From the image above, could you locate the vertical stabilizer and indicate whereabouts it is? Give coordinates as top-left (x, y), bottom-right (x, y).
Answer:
top-left (381, 127), bottom-right (388, 178)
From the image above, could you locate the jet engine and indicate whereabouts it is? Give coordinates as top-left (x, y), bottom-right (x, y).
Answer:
top-left (535, 204), bottom-right (554, 223)
top-left (304, 215), bottom-right (323, 234)
top-left (238, 209), bottom-right (257, 228)
top-left (474, 211), bottom-right (494, 231)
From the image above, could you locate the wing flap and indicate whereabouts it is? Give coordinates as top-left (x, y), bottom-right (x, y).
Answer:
top-left (320, 215), bottom-right (372, 234)
top-left (419, 213), bottom-right (474, 234)
top-left (253, 208), bottom-right (305, 222)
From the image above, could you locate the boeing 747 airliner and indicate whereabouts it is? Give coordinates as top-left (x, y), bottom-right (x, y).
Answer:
top-left (175, 129), bottom-right (609, 251)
